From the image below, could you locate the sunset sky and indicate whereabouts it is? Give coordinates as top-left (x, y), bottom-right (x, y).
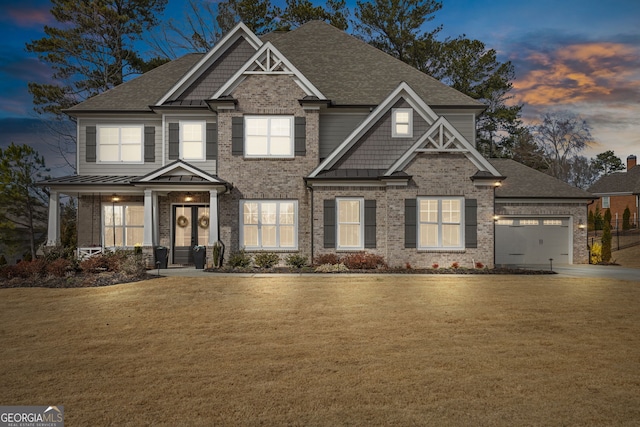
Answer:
top-left (1, 0), bottom-right (639, 174)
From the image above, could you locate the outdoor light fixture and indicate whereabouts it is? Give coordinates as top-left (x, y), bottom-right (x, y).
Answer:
top-left (185, 193), bottom-right (194, 202)
top-left (493, 215), bottom-right (500, 221)
top-left (494, 181), bottom-right (502, 187)
top-left (111, 194), bottom-right (120, 202)
top-left (578, 220), bottom-right (586, 229)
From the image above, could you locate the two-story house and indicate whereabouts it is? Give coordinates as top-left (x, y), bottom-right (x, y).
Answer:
top-left (40, 21), bottom-right (593, 267)
top-left (588, 155), bottom-right (639, 229)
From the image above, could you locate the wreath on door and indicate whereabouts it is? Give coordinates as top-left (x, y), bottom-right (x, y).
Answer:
top-left (198, 215), bottom-right (210, 229)
top-left (177, 215), bottom-right (189, 228)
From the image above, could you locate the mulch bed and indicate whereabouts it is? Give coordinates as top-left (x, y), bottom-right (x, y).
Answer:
top-left (206, 266), bottom-right (556, 275)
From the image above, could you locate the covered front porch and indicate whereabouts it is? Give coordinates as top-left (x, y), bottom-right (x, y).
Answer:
top-left (42, 160), bottom-right (231, 267)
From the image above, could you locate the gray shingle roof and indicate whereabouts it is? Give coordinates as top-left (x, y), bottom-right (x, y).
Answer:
top-left (587, 166), bottom-right (640, 194)
top-left (66, 21), bottom-right (483, 112)
top-left (265, 21), bottom-right (484, 107)
top-left (65, 54), bottom-right (203, 113)
top-left (490, 159), bottom-right (594, 199)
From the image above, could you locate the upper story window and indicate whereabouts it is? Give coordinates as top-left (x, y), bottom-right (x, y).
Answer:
top-left (245, 116), bottom-right (294, 157)
top-left (418, 197), bottom-right (464, 249)
top-left (98, 125), bottom-right (143, 162)
top-left (337, 198), bottom-right (364, 250)
top-left (392, 108), bottom-right (413, 138)
top-left (180, 121), bottom-right (205, 161)
top-left (602, 196), bottom-right (610, 208)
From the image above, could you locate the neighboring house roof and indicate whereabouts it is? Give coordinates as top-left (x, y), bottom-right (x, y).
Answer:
top-left (587, 166), bottom-right (640, 195)
top-left (65, 20), bottom-right (484, 113)
top-left (65, 54), bottom-right (203, 113)
top-left (491, 159), bottom-right (594, 199)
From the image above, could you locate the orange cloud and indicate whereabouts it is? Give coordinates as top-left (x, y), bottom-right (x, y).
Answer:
top-left (512, 42), bottom-right (640, 106)
top-left (5, 7), bottom-right (52, 28)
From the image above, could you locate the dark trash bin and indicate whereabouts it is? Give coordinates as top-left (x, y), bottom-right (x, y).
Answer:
top-left (193, 245), bottom-right (206, 269)
top-left (154, 246), bottom-right (168, 269)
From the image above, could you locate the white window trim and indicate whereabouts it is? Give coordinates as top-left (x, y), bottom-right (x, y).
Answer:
top-left (602, 196), bottom-right (610, 208)
top-left (179, 120), bottom-right (206, 161)
top-left (102, 202), bottom-right (144, 249)
top-left (336, 197), bottom-right (364, 251)
top-left (244, 115), bottom-right (295, 158)
top-left (239, 200), bottom-right (298, 250)
top-left (417, 197), bottom-right (465, 250)
top-left (97, 124), bottom-right (144, 164)
top-left (392, 108), bottom-right (413, 138)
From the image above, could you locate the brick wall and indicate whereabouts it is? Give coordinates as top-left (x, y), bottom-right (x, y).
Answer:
top-left (589, 195), bottom-right (639, 228)
top-left (216, 74), bottom-right (319, 259)
top-left (313, 153), bottom-right (496, 268)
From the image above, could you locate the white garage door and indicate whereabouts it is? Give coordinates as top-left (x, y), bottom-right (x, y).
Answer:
top-left (495, 217), bottom-right (571, 266)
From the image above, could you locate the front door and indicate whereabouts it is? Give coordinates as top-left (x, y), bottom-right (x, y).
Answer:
top-left (173, 205), bottom-right (210, 265)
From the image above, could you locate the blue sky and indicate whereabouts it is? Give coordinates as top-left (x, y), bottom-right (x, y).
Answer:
top-left (1, 0), bottom-right (639, 170)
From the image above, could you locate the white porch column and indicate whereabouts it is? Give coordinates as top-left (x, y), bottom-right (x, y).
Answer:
top-left (143, 189), bottom-right (153, 246)
top-left (209, 190), bottom-right (219, 245)
top-left (47, 190), bottom-right (60, 246)
top-left (152, 191), bottom-right (159, 245)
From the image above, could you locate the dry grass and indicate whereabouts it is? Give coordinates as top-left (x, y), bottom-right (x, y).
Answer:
top-left (613, 244), bottom-right (640, 268)
top-left (1, 275), bottom-right (640, 426)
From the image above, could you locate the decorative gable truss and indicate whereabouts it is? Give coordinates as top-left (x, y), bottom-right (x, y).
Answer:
top-left (385, 116), bottom-right (502, 179)
top-left (308, 81), bottom-right (502, 184)
top-left (212, 42), bottom-right (326, 100)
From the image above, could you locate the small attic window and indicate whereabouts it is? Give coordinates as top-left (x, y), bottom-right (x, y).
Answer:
top-left (392, 108), bottom-right (413, 138)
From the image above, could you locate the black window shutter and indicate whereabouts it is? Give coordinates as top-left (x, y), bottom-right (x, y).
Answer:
top-left (465, 198), bottom-right (478, 248)
top-left (206, 123), bottom-right (218, 160)
top-left (405, 199), bottom-right (417, 248)
top-left (294, 116), bottom-right (306, 156)
top-left (168, 123), bottom-right (179, 160)
top-left (232, 117), bottom-right (244, 156)
top-left (86, 126), bottom-right (96, 162)
top-left (144, 126), bottom-right (155, 162)
top-left (324, 199), bottom-right (336, 248)
top-left (364, 200), bottom-right (376, 248)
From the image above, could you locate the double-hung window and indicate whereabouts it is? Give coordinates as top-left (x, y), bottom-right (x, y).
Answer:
top-left (392, 108), bottom-right (413, 138)
top-left (241, 200), bottom-right (297, 249)
top-left (245, 116), bottom-right (294, 157)
top-left (418, 197), bottom-right (464, 249)
top-left (180, 121), bottom-right (205, 161)
top-left (103, 203), bottom-right (144, 248)
top-left (337, 198), bottom-right (363, 250)
top-left (98, 125), bottom-right (143, 162)
top-left (602, 196), bottom-right (610, 209)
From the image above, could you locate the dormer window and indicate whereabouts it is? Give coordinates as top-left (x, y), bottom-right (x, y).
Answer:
top-left (392, 108), bottom-right (413, 138)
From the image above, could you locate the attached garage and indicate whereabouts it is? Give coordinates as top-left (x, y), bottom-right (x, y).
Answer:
top-left (490, 159), bottom-right (595, 266)
top-left (495, 217), bottom-right (571, 266)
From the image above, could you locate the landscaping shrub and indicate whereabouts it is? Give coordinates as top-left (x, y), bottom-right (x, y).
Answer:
top-left (451, 262), bottom-right (460, 269)
top-left (285, 254), bottom-right (308, 268)
top-left (431, 263), bottom-right (439, 269)
top-left (341, 252), bottom-right (386, 270)
top-left (314, 263), bottom-right (349, 273)
top-left (46, 258), bottom-right (74, 277)
top-left (0, 259), bottom-right (47, 279)
top-left (590, 241), bottom-right (602, 264)
top-left (623, 206), bottom-right (631, 230)
top-left (475, 262), bottom-right (484, 269)
top-left (228, 250), bottom-right (252, 268)
top-left (602, 221), bottom-right (612, 262)
top-left (254, 252), bottom-right (280, 269)
top-left (314, 253), bottom-right (341, 266)
top-left (80, 253), bottom-right (112, 273)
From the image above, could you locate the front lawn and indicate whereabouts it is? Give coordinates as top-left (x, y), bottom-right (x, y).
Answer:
top-left (1, 276), bottom-right (639, 425)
